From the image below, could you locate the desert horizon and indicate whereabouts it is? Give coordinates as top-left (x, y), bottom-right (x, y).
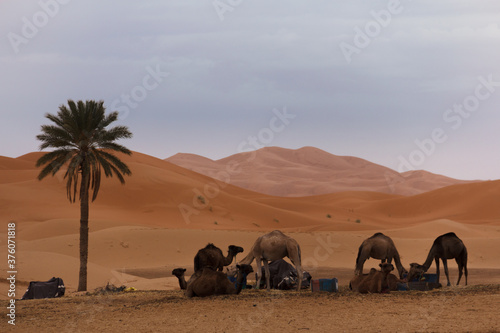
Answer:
top-left (1, 147), bottom-right (500, 299)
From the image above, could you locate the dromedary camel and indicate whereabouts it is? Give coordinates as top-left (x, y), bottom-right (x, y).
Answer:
top-left (239, 230), bottom-right (303, 291)
top-left (355, 232), bottom-right (408, 279)
top-left (385, 272), bottom-right (407, 291)
top-left (194, 243), bottom-right (244, 272)
top-left (171, 264), bottom-right (253, 297)
top-left (407, 232), bottom-right (468, 286)
top-left (355, 263), bottom-right (394, 294)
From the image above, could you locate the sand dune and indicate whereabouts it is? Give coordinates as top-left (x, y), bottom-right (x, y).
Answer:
top-left (0, 149), bottom-right (499, 295)
top-left (166, 146), bottom-right (478, 196)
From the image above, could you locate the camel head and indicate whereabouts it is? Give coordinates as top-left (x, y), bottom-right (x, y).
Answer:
top-left (407, 263), bottom-right (426, 282)
top-left (399, 266), bottom-right (409, 280)
top-left (236, 264), bottom-right (254, 277)
top-left (379, 262), bottom-right (394, 274)
top-left (228, 245), bottom-right (244, 255)
top-left (171, 268), bottom-right (187, 278)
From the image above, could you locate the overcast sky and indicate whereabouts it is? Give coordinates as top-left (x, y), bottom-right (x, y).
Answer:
top-left (1, 0), bottom-right (500, 180)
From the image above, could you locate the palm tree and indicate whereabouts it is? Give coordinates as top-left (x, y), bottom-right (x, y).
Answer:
top-left (36, 99), bottom-right (132, 291)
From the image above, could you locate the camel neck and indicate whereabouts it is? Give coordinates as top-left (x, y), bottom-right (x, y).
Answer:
top-left (423, 248), bottom-right (435, 270)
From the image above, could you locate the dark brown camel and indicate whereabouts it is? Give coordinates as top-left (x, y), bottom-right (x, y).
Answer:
top-left (358, 263), bottom-right (394, 293)
top-left (172, 264), bottom-right (253, 297)
top-left (355, 232), bottom-right (408, 279)
top-left (194, 243), bottom-right (244, 272)
top-left (239, 230), bottom-right (303, 291)
top-left (171, 268), bottom-right (188, 290)
top-left (407, 232), bottom-right (468, 286)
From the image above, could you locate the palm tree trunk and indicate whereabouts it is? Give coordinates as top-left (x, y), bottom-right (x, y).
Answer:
top-left (78, 167), bottom-right (90, 292)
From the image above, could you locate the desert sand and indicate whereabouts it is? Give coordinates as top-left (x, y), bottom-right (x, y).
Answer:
top-left (1, 148), bottom-right (499, 332)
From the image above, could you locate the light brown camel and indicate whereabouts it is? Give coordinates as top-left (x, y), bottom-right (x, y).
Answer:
top-left (407, 232), bottom-right (468, 286)
top-left (194, 243), bottom-right (244, 272)
top-left (385, 273), bottom-right (407, 291)
top-left (349, 269), bottom-right (405, 291)
top-left (172, 264), bottom-right (253, 297)
top-left (355, 263), bottom-right (394, 293)
top-left (239, 230), bottom-right (303, 291)
top-left (355, 232), bottom-right (408, 278)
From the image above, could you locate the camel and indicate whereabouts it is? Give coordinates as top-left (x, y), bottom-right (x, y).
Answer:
top-left (239, 230), bottom-right (303, 291)
top-left (171, 268), bottom-right (189, 290)
top-left (355, 263), bottom-right (394, 293)
top-left (194, 243), bottom-right (244, 272)
top-left (355, 232), bottom-right (408, 279)
top-left (407, 232), bottom-right (468, 286)
top-left (385, 273), bottom-right (407, 291)
top-left (349, 269), bottom-right (404, 292)
top-left (171, 264), bottom-right (253, 297)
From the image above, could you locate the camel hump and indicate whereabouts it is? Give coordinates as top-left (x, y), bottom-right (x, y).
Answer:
top-left (204, 243), bottom-right (218, 249)
top-left (442, 232), bottom-right (458, 238)
top-left (370, 232), bottom-right (386, 239)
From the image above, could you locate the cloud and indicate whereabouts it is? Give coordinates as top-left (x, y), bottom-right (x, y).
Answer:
top-left (1, 0), bottom-right (499, 179)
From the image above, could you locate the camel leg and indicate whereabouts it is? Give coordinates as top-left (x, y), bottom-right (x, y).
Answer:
top-left (186, 284), bottom-right (195, 298)
top-left (435, 258), bottom-right (440, 284)
top-left (255, 257), bottom-right (263, 289)
top-left (464, 262), bottom-right (468, 286)
top-left (456, 258), bottom-right (463, 286)
top-left (263, 260), bottom-right (271, 291)
top-left (355, 258), bottom-right (365, 276)
top-left (442, 259), bottom-right (451, 287)
top-left (289, 259), bottom-right (303, 291)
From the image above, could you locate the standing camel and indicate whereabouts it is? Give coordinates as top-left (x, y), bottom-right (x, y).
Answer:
top-left (172, 264), bottom-right (253, 297)
top-left (407, 232), bottom-right (468, 286)
top-left (194, 243), bottom-right (244, 272)
top-left (239, 230), bottom-right (303, 291)
top-left (355, 232), bottom-right (408, 279)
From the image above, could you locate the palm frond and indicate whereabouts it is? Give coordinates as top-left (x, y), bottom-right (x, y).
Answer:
top-left (36, 99), bottom-right (132, 203)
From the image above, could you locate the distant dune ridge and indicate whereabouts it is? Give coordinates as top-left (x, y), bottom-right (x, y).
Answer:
top-left (0, 147), bottom-right (495, 232)
top-left (1, 147), bottom-right (499, 294)
top-left (166, 146), bottom-right (477, 196)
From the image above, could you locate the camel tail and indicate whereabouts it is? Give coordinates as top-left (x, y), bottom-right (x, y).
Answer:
top-left (462, 245), bottom-right (468, 266)
top-left (239, 249), bottom-right (255, 265)
top-left (355, 244), bottom-right (363, 270)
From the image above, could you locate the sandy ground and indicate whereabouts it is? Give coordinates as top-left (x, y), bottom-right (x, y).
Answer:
top-left (4, 284), bottom-right (500, 333)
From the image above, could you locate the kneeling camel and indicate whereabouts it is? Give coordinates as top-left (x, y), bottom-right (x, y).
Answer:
top-left (172, 264), bottom-right (253, 297)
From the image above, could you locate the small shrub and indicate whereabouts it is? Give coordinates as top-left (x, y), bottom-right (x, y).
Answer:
top-left (355, 219), bottom-right (361, 223)
top-left (326, 214), bottom-right (332, 219)
top-left (197, 195), bottom-right (206, 204)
